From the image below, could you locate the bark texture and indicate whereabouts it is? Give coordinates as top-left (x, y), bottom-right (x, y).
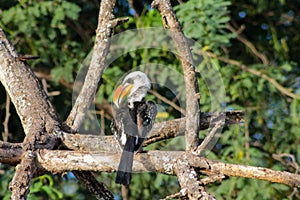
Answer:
top-left (152, 0), bottom-right (201, 151)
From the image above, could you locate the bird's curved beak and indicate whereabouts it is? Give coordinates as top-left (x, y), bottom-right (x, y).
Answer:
top-left (113, 84), bottom-right (134, 108)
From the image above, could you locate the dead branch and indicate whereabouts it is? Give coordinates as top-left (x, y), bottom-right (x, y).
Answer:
top-left (174, 154), bottom-right (215, 199)
top-left (64, 1), bottom-right (121, 199)
top-left (73, 171), bottom-right (114, 200)
top-left (195, 115), bottom-right (225, 156)
top-left (0, 29), bottom-right (60, 139)
top-left (0, 27), bottom-right (61, 200)
top-left (145, 111), bottom-right (243, 146)
top-left (161, 192), bottom-right (181, 200)
top-left (273, 153), bottom-right (300, 174)
top-left (149, 89), bottom-right (186, 115)
top-left (0, 141), bottom-right (23, 165)
top-left (1, 148), bottom-right (299, 188)
top-left (2, 93), bottom-right (10, 142)
top-left (188, 154), bottom-right (300, 188)
top-left (66, 0), bottom-right (126, 130)
top-left (9, 151), bottom-right (37, 200)
top-left (57, 111), bottom-right (243, 151)
top-left (152, 0), bottom-right (201, 151)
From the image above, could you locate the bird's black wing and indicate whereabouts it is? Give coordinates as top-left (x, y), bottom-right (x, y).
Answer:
top-left (111, 105), bottom-right (138, 148)
top-left (134, 100), bottom-right (157, 151)
top-left (111, 100), bottom-right (157, 185)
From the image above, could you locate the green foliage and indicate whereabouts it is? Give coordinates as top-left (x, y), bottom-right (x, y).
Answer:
top-left (175, 0), bottom-right (234, 53)
top-left (1, 0), bottom-right (84, 83)
top-left (28, 175), bottom-right (63, 200)
top-left (0, 166), bottom-right (14, 200)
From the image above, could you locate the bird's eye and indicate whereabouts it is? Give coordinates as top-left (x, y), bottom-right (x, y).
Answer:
top-left (125, 78), bottom-right (134, 84)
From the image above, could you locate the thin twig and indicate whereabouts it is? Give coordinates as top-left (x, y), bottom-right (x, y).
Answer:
top-left (149, 89), bottom-right (186, 115)
top-left (244, 117), bottom-right (250, 162)
top-left (204, 51), bottom-right (300, 100)
top-left (227, 23), bottom-right (269, 65)
top-left (127, 0), bottom-right (140, 18)
top-left (121, 185), bottom-right (129, 200)
top-left (195, 115), bottom-right (225, 156)
top-left (41, 79), bottom-right (60, 97)
top-left (100, 109), bottom-right (105, 136)
top-left (160, 192), bottom-right (181, 200)
top-left (272, 153), bottom-right (299, 174)
top-left (199, 174), bottom-right (226, 185)
top-left (2, 93), bottom-right (10, 142)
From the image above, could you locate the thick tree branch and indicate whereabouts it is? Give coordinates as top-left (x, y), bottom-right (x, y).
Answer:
top-left (0, 29), bottom-right (60, 143)
top-left (152, 0), bottom-right (201, 151)
top-left (188, 155), bottom-right (300, 188)
top-left (0, 109), bottom-right (243, 182)
top-left (73, 171), bottom-right (114, 200)
top-left (173, 154), bottom-right (215, 199)
top-left (64, 1), bottom-right (123, 199)
top-left (9, 151), bottom-right (37, 200)
top-left (66, 0), bottom-right (117, 130)
top-left (2, 148), bottom-right (299, 188)
top-left (56, 111), bottom-right (243, 151)
top-left (0, 141), bottom-right (23, 165)
top-left (145, 111), bottom-right (243, 146)
top-left (0, 27), bottom-right (61, 200)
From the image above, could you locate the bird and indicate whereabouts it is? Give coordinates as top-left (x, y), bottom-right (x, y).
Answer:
top-left (111, 71), bottom-right (157, 185)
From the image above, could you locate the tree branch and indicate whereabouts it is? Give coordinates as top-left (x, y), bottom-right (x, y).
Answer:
top-left (1, 148), bottom-right (298, 188)
top-left (66, 0), bottom-right (118, 130)
top-left (0, 29), bottom-right (60, 142)
top-left (188, 154), bottom-right (300, 188)
top-left (64, 1), bottom-right (124, 199)
top-left (152, 0), bottom-right (201, 151)
top-left (56, 111), bottom-right (243, 151)
top-left (195, 115), bottom-right (225, 156)
top-left (0, 141), bottom-right (23, 165)
top-left (145, 111), bottom-right (243, 146)
top-left (0, 27), bottom-right (61, 200)
top-left (9, 151), bottom-right (37, 200)
top-left (73, 171), bottom-right (114, 200)
top-left (173, 154), bottom-right (215, 199)
top-left (149, 90), bottom-right (186, 115)
top-left (2, 93), bottom-right (10, 142)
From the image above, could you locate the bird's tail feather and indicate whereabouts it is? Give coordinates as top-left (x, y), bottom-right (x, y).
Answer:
top-left (116, 136), bottom-right (135, 185)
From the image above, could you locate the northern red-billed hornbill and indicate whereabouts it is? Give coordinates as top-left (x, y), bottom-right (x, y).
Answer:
top-left (111, 71), bottom-right (157, 185)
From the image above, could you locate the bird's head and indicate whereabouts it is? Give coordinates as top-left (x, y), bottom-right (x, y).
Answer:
top-left (113, 71), bottom-right (151, 108)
